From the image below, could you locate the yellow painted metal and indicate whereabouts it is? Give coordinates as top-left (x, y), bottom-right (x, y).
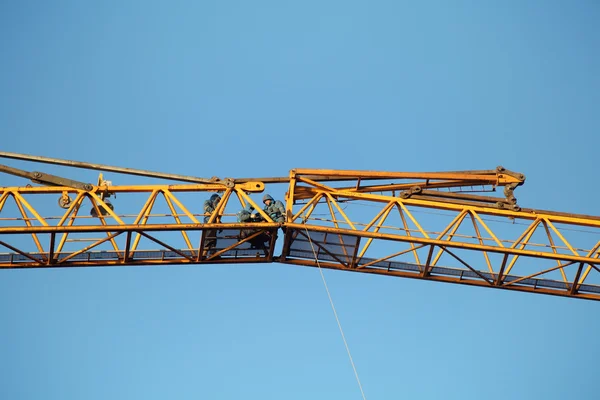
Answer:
top-left (304, 200), bottom-right (320, 222)
top-left (469, 212), bottom-right (494, 274)
top-left (503, 219), bottom-right (542, 276)
top-left (286, 173), bottom-right (296, 221)
top-left (57, 192), bottom-right (86, 226)
top-left (470, 210), bottom-right (504, 248)
top-left (281, 257), bottom-right (600, 302)
top-left (234, 190), bottom-right (247, 210)
top-left (541, 220), bottom-right (568, 283)
top-left (396, 200), bottom-right (430, 238)
top-left (0, 191), bottom-right (9, 211)
top-left (11, 192), bottom-right (50, 261)
top-left (207, 188), bottom-right (231, 224)
top-left (58, 232), bottom-right (122, 264)
top-left (325, 193), bottom-right (356, 230)
top-left (284, 223), bottom-right (600, 265)
top-left (502, 261), bottom-right (576, 288)
top-left (1, 165), bottom-right (599, 301)
top-left (291, 193), bottom-right (323, 222)
top-left (545, 218), bottom-right (579, 256)
top-left (300, 188), bottom-right (600, 229)
top-left (88, 192), bottom-right (125, 225)
top-left (12, 192), bottom-right (49, 226)
top-left (324, 195), bottom-right (351, 261)
top-left (0, 222), bottom-right (280, 234)
top-left (357, 245), bottom-right (428, 270)
top-left (134, 190), bottom-right (160, 224)
top-left (130, 191), bottom-right (159, 253)
top-left (430, 211), bottom-right (468, 267)
top-left (577, 243), bottom-right (600, 286)
top-left (362, 202), bottom-right (395, 232)
top-left (0, 182), bottom-right (265, 195)
top-left (163, 190), bottom-right (200, 224)
top-left (578, 261), bottom-right (599, 287)
top-left (292, 169), bottom-right (523, 184)
top-left (204, 229), bottom-right (271, 261)
top-left (356, 203), bottom-right (394, 261)
top-left (137, 231), bottom-right (194, 262)
top-left (163, 191), bottom-right (196, 257)
top-left (397, 204), bottom-right (422, 266)
top-left (55, 196), bottom-right (85, 257)
top-left (13, 193), bottom-right (46, 257)
top-left (237, 190), bottom-right (272, 222)
top-left (0, 240), bottom-right (44, 265)
top-left (297, 176), bottom-right (336, 193)
top-left (88, 195), bottom-right (123, 255)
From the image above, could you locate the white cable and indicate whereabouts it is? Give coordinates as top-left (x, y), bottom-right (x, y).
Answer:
top-left (303, 225), bottom-right (367, 400)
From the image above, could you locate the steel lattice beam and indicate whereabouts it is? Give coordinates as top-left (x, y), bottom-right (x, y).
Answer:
top-left (0, 156), bottom-right (598, 301)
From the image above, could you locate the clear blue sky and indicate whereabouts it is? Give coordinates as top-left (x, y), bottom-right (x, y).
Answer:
top-left (1, 1), bottom-right (599, 399)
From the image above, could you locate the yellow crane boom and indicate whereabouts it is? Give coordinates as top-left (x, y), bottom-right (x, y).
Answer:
top-left (1, 152), bottom-right (598, 301)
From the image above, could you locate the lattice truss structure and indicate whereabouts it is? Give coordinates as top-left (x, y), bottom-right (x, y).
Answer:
top-left (0, 181), bottom-right (281, 266)
top-left (0, 153), bottom-right (599, 301)
top-left (282, 170), bottom-right (600, 301)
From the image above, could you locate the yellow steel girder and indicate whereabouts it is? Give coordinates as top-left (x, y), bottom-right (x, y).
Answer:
top-left (0, 164), bottom-right (598, 301)
top-left (281, 169), bottom-right (600, 301)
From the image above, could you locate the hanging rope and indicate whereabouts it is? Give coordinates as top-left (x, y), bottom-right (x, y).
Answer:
top-left (303, 225), bottom-right (367, 400)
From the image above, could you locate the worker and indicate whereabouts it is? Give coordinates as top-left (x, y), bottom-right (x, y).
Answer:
top-left (202, 193), bottom-right (221, 257)
top-left (262, 194), bottom-right (285, 223)
top-left (237, 204), bottom-right (270, 256)
top-left (236, 204), bottom-right (256, 225)
top-left (203, 194), bottom-right (221, 223)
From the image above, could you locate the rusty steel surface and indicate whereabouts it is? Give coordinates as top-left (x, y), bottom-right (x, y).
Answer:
top-left (0, 153), bottom-right (598, 301)
top-left (0, 164), bottom-right (94, 191)
top-left (0, 151), bottom-right (224, 184)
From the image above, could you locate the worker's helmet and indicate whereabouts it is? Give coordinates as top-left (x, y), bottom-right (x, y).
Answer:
top-left (210, 194), bottom-right (221, 204)
top-left (252, 212), bottom-right (263, 222)
top-left (263, 194), bottom-right (274, 204)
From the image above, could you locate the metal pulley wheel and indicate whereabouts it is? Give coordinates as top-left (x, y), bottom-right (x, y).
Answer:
top-left (223, 178), bottom-right (235, 188)
top-left (58, 193), bottom-right (72, 209)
